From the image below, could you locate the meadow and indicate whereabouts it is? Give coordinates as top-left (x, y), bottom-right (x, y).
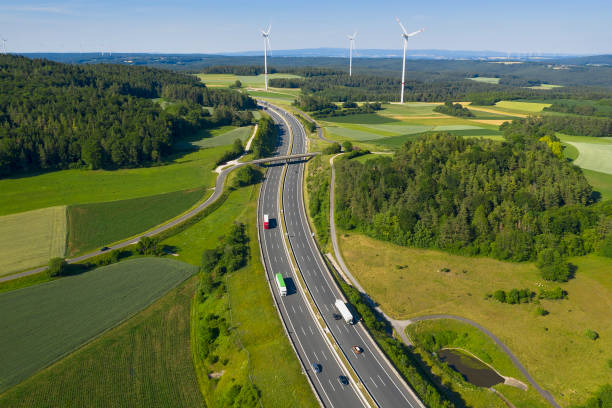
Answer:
top-left (407, 319), bottom-right (548, 408)
top-left (0, 145), bottom-right (228, 216)
top-left (174, 125), bottom-right (253, 150)
top-left (0, 206), bottom-right (67, 276)
top-left (0, 277), bottom-right (203, 408)
top-left (467, 76), bottom-right (500, 84)
top-left (66, 186), bottom-right (207, 256)
top-left (163, 181), bottom-right (317, 406)
top-left (0, 257), bottom-right (196, 393)
top-left (338, 232), bottom-right (612, 407)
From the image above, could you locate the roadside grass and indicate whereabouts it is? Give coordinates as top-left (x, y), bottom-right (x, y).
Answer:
top-left (338, 232), bottom-right (612, 408)
top-left (467, 77), bottom-right (500, 84)
top-left (0, 276), bottom-right (203, 408)
top-left (67, 186), bottom-right (208, 256)
top-left (0, 272), bottom-right (53, 294)
top-left (0, 257), bottom-right (196, 393)
top-left (407, 319), bottom-right (548, 408)
top-left (164, 182), bottom-right (317, 407)
top-left (0, 206), bottom-right (66, 276)
top-left (0, 145), bottom-right (228, 216)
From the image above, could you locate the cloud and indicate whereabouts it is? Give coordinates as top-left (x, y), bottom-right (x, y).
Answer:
top-left (0, 4), bottom-right (67, 14)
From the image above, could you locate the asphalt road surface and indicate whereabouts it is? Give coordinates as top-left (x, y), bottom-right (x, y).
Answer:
top-left (259, 102), bottom-right (424, 408)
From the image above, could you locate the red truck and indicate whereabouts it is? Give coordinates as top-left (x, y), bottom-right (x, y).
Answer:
top-left (264, 214), bottom-right (270, 229)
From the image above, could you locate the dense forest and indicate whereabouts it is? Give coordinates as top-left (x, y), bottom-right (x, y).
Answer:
top-left (433, 101), bottom-right (474, 117)
top-left (334, 131), bottom-right (611, 279)
top-left (0, 55), bottom-right (255, 176)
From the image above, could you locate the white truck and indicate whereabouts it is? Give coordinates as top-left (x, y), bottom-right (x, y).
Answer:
top-left (334, 299), bottom-right (354, 324)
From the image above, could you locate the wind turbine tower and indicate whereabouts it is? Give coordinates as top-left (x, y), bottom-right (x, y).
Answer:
top-left (261, 25), bottom-right (272, 91)
top-left (396, 18), bottom-right (423, 104)
top-left (1, 38), bottom-right (7, 54)
top-left (347, 32), bottom-right (357, 77)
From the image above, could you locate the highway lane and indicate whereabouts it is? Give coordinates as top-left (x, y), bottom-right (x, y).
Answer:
top-left (258, 105), bottom-right (367, 408)
top-left (274, 104), bottom-right (425, 408)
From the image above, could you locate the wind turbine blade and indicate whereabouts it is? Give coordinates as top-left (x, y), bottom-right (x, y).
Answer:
top-left (396, 17), bottom-right (408, 36)
top-left (353, 32), bottom-right (357, 38)
top-left (408, 28), bottom-right (424, 37)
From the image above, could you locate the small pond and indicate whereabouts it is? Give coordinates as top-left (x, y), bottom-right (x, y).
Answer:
top-left (438, 348), bottom-right (504, 387)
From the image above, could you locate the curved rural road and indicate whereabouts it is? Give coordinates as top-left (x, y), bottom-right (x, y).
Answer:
top-left (327, 154), bottom-right (561, 408)
top-left (298, 110), bottom-right (334, 143)
top-left (0, 151), bottom-right (317, 283)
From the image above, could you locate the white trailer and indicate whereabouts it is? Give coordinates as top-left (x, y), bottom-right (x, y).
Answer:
top-left (334, 299), bottom-right (354, 324)
top-left (276, 273), bottom-right (287, 296)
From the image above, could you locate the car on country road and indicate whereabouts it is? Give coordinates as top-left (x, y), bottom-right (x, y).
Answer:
top-left (352, 346), bottom-right (363, 354)
top-left (338, 375), bottom-right (349, 385)
top-left (100, 246), bottom-right (110, 251)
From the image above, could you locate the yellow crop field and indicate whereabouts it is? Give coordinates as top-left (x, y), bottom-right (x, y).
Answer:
top-left (0, 206), bottom-right (67, 276)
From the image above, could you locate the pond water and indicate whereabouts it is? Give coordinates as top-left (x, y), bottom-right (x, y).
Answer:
top-left (438, 348), bottom-right (504, 387)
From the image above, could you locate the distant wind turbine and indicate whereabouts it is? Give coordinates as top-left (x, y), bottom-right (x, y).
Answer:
top-left (396, 18), bottom-right (423, 104)
top-left (347, 32), bottom-right (357, 77)
top-left (1, 38), bottom-right (7, 54)
top-left (261, 25), bottom-right (272, 91)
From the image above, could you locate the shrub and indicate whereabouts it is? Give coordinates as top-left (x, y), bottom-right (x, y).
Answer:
top-left (47, 257), bottom-right (68, 277)
top-left (539, 286), bottom-right (568, 300)
top-left (537, 248), bottom-right (572, 282)
top-left (600, 234), bottom-right (612, 258)
top-left (323, 142), bottom-right (341, 155)
top-left (233, 164), bottom-right (263, 187)
top-left (585, 329), bottom-right (599, 340)
top-left (136, 236), bottom-right (163, 256)
top-left (535, 307), bottom-right (549, 316)
top-left (493, 289), bottom-right (506, 303)
top-left (342, 140), bottom-right (353, 152)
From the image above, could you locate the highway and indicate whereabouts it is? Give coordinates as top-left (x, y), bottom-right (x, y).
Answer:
top-left (258, 105), bottom-right (367, 407)
top-left (259, 101), bottom-right (424, 408)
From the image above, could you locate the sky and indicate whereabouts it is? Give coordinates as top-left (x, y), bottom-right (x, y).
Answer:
top-left (1, 0), bottom-right (611, 54)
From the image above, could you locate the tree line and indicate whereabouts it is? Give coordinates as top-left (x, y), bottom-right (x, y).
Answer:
top-left (433, 101), bottom-right (474, 117)
top-left (0, 55), bottom-right (256, 176)
top-left (334, 132), bottom-right (611, 281)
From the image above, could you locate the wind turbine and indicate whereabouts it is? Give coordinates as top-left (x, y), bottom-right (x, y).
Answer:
top-left (1, 38), bottom-right (7, 54)
top-left (396, 18), bottom-right (423, 104)
top-left (261, 25), bottom-right (272, 91)
top-left (347, 32), bottom-right (357, 77)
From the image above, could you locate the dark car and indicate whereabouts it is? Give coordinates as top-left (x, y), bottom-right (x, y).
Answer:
top-left (312, 363), bottom-right (321, 373)
top-left (100, 246), bottom-right (110, 252)
top-left (332, 313), bottom-right (342, 320)
top-left (338, 375), bottom-right (349, 386)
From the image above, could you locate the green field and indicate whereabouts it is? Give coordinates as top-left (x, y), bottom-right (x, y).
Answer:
top-left (175, 125), bottom-right (253, 150)
top-left (0, 146), bottom-right (229, 216)
top-left (569, 142), bottom-right (612, 174)
top-left (0, 276), bottom-right (203, 408)
top-left (0, 258), bottom-right (196, 393)
top-left (0, 206), bottom-right (67, 276)
top-left (494, 100), bottom-right (551, 113)
top-left (196, 73), bottom-right (302, 88)
top-left (467, 77), bottom-right (501, 84)
top-left (67, 186), bottom-right (207, 256)
top-left (339, 232), bottom-right (612, 407)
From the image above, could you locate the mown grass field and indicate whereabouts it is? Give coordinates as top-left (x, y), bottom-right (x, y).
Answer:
top-left (467, 76), bottom-right (500, 84)
top-left (338, 232), bottom-right (612, 407)
top-left (0, 206), bottom-right (66, 276)
top-left (162, 182), bottom-right (317, 406)
top-left (569, 142), bottom-right (612, 174)
top-left (407, 319), bottom-right (548, 408)
top-left (67, 186), bottom-right (207, 256)
top-left (0, 276), bottom-right (203, 408)
top-left (493, 100), bottom-right (551, 114)
top-left (0, 145), bottom-right (228, 216)
top-left (0, 257), bottom-right (196, 393)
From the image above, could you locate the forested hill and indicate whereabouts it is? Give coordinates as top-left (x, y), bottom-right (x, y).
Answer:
top-left (335, 133), bottom-right (598, 265)
top-left (0, 55), bottom-right (255, 176)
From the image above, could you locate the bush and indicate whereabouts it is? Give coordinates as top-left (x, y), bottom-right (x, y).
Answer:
top-left (493, 289), bottom-right (506, 303)
top-left (323, 142), bottom-right (341, 155)
top-left (600, 234), bottom-right (612, 258)
top-left (539, 286), bottom-right (568, 300)
top-left (47, 257), bottom-right (68, 277)
top-left (537, 248), bottom-right (572, 282)
top-left (535, 307), bottom-right (549, 316)
top-left (233, 164), bottom-right (263, 187)
top-left (585, 329), bottom-right (599, 340)
top-left (137, 236), bottom-right (163, 256)
top-left (342, 140), bottom-right (353, 152)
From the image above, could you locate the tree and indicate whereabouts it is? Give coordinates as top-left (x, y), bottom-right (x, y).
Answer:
top-left (324, 142), bottom-right (341, 154)
top-left (342, 140), bottom-right (353, 152)
top-left (137, 236), bottom-right (162, 255)
top-left (48, 257), bottom-right (68, 277)
top-left (233, 164), bottom-right (263, 187)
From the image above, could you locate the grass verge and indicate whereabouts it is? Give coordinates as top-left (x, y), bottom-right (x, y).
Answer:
top-left (0, 276), bottom-right (203, 408)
